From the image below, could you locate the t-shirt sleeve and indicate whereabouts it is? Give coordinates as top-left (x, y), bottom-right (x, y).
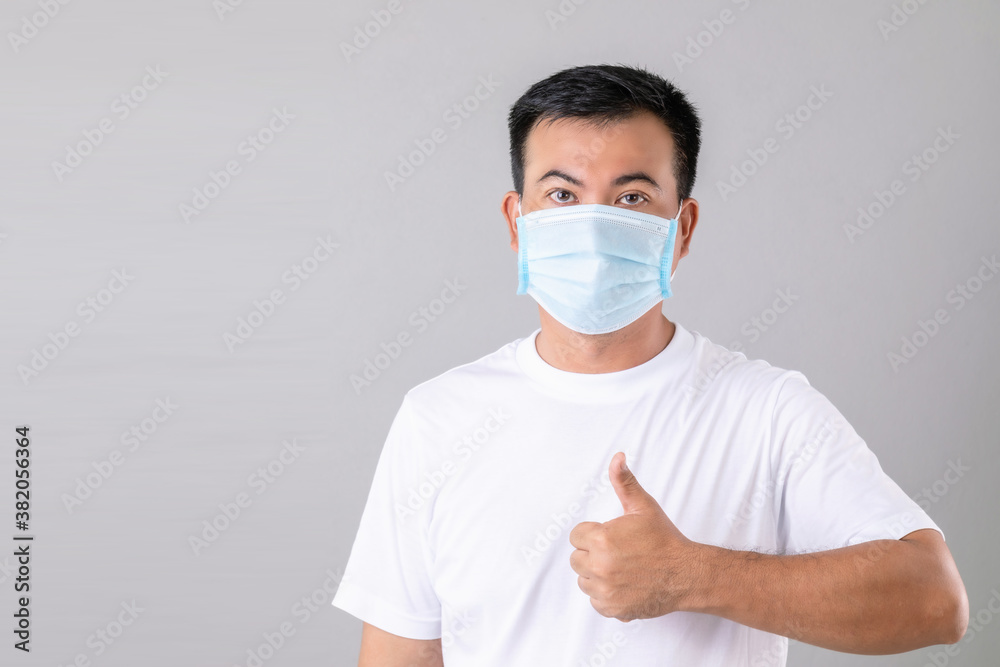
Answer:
top-left (332, 395), bottom-right (442, 639)
top-left (770, 371), bottom-right (944, 555)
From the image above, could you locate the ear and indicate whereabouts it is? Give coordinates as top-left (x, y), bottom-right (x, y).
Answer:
top-left (677, 197), bottom-right (699, 260)
top-left (501, 191), bottom-right (521, 253)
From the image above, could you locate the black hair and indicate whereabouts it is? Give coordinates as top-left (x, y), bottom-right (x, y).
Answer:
top-left (507, 64), bottom-right (702, 202)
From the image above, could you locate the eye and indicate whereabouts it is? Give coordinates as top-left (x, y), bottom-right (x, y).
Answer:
top-left (618, 192), bottom-right (647, 206)
top-left (547, 189), bottom-right (576, 204)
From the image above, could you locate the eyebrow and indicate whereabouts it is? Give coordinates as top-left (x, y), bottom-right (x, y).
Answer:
top-left (537, 169), bottom-right (663, 193)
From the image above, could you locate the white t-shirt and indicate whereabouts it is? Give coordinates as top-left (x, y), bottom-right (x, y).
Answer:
top-left (332, 323), bottom-right (942, 666)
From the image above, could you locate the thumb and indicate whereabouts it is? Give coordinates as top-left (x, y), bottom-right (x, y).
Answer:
top-left (610, 452), bottom-right (655, 514)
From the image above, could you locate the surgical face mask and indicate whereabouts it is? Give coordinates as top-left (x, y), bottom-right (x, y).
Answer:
top-left (515, 198), bottom-right (683, 335)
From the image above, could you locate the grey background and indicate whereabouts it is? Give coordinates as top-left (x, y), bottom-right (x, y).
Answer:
top-left (0, 0), bottom-right (997, 665)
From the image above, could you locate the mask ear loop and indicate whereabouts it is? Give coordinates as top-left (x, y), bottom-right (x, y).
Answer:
top-left (668, 199), bottom-right (684, 283)
top-left (515, 194), bottom-right (530, 295)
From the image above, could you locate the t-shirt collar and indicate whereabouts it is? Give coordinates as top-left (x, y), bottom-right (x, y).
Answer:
top-left (515, 322), bottom-right (694, 401)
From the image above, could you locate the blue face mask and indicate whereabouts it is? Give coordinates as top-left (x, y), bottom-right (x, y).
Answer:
top-left (515, 199), bottom-right (683, 335)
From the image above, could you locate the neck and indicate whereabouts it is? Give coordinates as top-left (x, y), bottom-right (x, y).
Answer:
top-left (535, 309), bottom-right (676, 374)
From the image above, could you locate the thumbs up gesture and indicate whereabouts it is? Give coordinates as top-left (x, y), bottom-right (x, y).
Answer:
top-left (569, 452), bottom-right (702, 621)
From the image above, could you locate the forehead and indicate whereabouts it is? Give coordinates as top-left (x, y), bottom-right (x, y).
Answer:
top-left (523, 111), bottom-right (676, 181)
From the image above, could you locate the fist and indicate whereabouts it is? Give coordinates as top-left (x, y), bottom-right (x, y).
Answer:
top-left (569, 452), bottom-right (700, 621)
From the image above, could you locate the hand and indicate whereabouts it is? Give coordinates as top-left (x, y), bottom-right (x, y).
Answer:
top-left (569, 451), bottom-right (702, 621)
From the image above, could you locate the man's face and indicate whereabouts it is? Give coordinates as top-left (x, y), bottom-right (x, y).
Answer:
top-left (501, 110), bottom-right (698, 273)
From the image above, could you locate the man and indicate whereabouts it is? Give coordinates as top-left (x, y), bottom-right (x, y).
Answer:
top-left (333, 64), bottom-right (968, 666)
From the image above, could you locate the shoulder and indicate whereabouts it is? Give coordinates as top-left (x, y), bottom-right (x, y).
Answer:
top-left (402, 333), bottom-right (527, 412)
top-left (683, 325), bottom-right (807, 401)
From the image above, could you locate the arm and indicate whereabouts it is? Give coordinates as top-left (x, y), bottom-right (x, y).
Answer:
top-left (358, 622), bottom-right (444, 667)
top-left (336, 397), bottom-right (445, 666)
top-left (570, 454), bottom-right (969, 655)
top-left (686, 528), bottom-right (969, 654)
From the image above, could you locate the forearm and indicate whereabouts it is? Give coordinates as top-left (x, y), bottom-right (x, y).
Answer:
top-left (682, 536), bottom-right (963, 654)
top-left (358, 623), bottom-right (443, 667)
